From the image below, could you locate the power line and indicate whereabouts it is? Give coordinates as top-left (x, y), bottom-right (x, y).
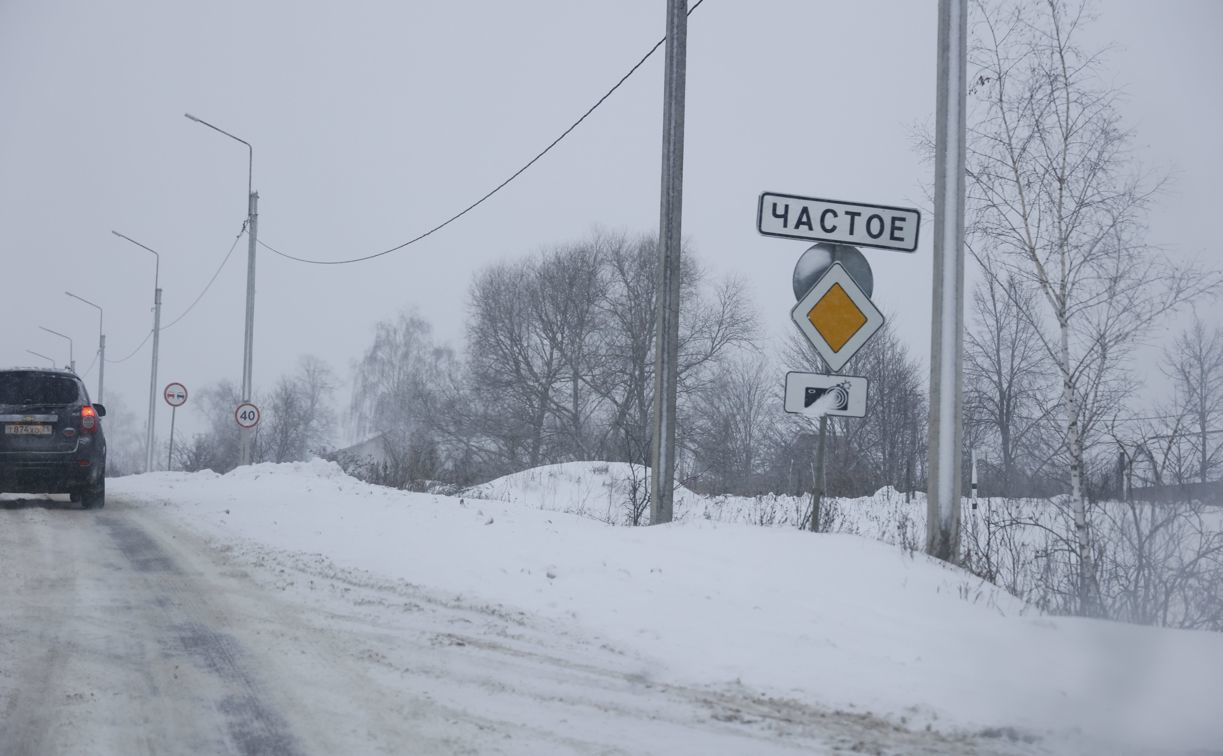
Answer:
top-left (106, 222), bottom-right (246, 364)
top-left (258, 0), bottom-right (707, 266)
top-left (163, 223), bottom-right (246, 330)
top-left (78, 349), bottom-right (100, 379)
top-left (106, 328), bottom-right (153, 365)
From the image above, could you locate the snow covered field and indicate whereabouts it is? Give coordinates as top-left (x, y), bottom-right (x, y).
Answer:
top-left (112, 460), bottom-right (1223, 753)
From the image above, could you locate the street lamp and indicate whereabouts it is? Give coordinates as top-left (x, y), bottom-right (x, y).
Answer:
top-left (25, 350), bottom-right (55, 367)
top-left (66, 291), bottom-right (104, 402)
top-left (112, 230), bottom-right (162, 474)
top-left (185, 112), bottom-right (259, 466)
top-left (38, 326), bottom-right (74, 372)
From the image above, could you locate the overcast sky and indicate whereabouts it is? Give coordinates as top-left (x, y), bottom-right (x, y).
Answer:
top-left (2, 1), bottom-right (1220, 444)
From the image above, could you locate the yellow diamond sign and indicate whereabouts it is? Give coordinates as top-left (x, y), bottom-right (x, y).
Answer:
top-left (807, 283), bottom-right (867, 352)
top-left (790, 262), bottom-right (884, 371)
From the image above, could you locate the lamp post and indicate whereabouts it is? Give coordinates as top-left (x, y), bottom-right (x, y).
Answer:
top-left (112, 230), bottom-right (162, 473)
top-left (25, 350), bottom-right (55, 367)
top-left (66, 291), bottom-right (104, 402)
top-left (185, 112), bottom-right (258, 466)
top-left (38, 326), bottom-right (74, 372)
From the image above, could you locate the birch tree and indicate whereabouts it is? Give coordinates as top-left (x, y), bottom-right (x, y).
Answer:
top-left (966, 0), bottom-right (1220, 612)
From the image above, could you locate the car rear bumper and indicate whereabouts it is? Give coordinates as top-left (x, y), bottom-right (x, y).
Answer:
top-left (0, 456), bottom-right (102, 493)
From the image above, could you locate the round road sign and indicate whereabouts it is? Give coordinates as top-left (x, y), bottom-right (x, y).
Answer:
top-left (164, 382), bottom-right (188, 407)
top-left (792, 243), bottom-right (874, 300)
top-left (235, 402), bottom-right (261, 429)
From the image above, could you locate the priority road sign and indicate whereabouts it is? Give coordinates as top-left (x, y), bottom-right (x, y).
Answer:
top-left (235, 402), bottom-right (261, 429)
top-left (758, 192), bottom-right (921, 252)
top-left (784, 373), bottom-right (868, 418)
top-left (163, 382), bottom-right (188, 407)
top-left (791, 262), bottom-right (884, 372)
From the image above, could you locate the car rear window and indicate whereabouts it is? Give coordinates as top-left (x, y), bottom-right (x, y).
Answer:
top-left (0, 373), bottom-right (82, 405)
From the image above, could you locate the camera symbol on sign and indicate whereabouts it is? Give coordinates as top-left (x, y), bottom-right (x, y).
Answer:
top-left (804, 383), bottom-right (851, 411)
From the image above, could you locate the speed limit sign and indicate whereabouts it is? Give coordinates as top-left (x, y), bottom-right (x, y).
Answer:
top-left (235, 402), bottom-right (261, 429)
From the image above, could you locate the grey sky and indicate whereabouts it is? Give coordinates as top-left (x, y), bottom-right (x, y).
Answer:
top-left (2, 1), bottom-right (1219, 443)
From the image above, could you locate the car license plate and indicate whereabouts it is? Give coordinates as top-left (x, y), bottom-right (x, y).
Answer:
top-left (4, 424), bottom-right (52, 435)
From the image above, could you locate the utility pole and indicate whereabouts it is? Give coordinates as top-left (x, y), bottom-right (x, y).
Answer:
top-left (38, 326), bottom-right (74, 373)
top-left (149, 284), bottom-right (162, 472)
top-left (66, 291), bottom-right (104, 402)
top-left (112, 231), bottom-right (162, 473)
top-left (185, 113), bottom-right (258, 466)
top-left (927, 0), bottom-right (968, 562)
top-left (649, 0), bottom-right (688, 525)
top-left (25, 350), bottom-right (55, 367)
top-left (241, 190), bottom-right (259, 466)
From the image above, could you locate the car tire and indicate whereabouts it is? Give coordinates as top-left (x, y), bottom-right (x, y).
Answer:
top-left (81, 478), bottom-right (105, 509)
top-left (69, 492), bottom-right (82, 503)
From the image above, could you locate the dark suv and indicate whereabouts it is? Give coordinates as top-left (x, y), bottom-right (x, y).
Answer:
top-left (0, 368), bottom-right (107, 508)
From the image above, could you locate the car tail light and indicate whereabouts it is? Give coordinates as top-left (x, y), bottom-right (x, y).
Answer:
top-left (80, 405), bottom-right (98, 434)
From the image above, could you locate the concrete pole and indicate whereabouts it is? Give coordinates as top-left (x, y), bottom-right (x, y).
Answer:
top-left (648, 0), bottom-right (688, 525)
top-left (926, 0), bottom-right (967, 562)
top-left (37, 326), bottom-right (73, 373)
top-left (147, 285), bottom-right (161, 473)
top-left (97, 333), bottom-right (105, 403)
top-left (240, 190), bottom-right (259, 466)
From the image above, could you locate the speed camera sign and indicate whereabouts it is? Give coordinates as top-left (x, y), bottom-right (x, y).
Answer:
top-left (234, 402), bottom-right (261, 429)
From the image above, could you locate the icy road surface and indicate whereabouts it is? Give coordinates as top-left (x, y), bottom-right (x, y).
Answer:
top-left (0, 494), bottom-right (1032, 756)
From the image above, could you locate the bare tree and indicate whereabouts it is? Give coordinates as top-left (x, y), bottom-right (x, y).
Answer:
top-left (965, 0), bottom-right (1221, 612)
top-left (1164, 318), bottom-right (1223, 484)
top-left (590, 232), bottom-right (755, 466)
top-left (177, 380), bottom-right (242, 473)
top-left (965, 273), bottom-right (1058, 495)
top-left (686, 355), bottom-right (774, 493)
top-left (467, 254), bottom-right (579, 470)
top-left (351, 311), bottom-right (458, 484)
top-left (465, 230), bottom-right (757, 478)
top-left (261, 355), bottom-right (336, 463)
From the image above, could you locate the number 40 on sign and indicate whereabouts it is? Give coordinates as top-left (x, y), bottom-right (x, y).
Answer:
top-left (235, 402), bottom-right (261, 429)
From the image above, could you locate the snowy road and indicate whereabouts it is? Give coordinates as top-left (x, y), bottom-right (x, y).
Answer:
top-left (0, 493), bottom-right (1039, 755)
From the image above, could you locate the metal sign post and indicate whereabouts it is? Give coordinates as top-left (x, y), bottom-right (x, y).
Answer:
top-left (164, 383), bottom-right (188, 472)
top-left (759, 191), bottom-right (920, 534)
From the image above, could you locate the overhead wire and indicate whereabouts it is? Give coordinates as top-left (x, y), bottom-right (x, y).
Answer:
top-left (78, 349), bottom-right (100, 379)
top-left (162, 222), bottom-right (247, 330)
top-left (258, 0), bottom-right (707, 266)
top-left (105, 328), bottom-right (153, 365)
top-left (105, 221), bottom-right (246, 364)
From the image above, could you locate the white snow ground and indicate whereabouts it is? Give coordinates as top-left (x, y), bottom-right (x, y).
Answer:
top-left (112, 460), bottom-right (1223, 754)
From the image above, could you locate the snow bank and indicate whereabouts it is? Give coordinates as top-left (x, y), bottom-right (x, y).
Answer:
top-left (114, 462), bottom-right (1223, 751)
top-left (463, 461), bottom-right (707, 525)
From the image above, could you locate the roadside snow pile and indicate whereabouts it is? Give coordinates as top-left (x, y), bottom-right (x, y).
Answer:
top-left (114, 462), bottom-right (1223, 752)
top-left (463, 461), bottom-right (707, 524)
top-left (465, 461), bottom-right (918, 534)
